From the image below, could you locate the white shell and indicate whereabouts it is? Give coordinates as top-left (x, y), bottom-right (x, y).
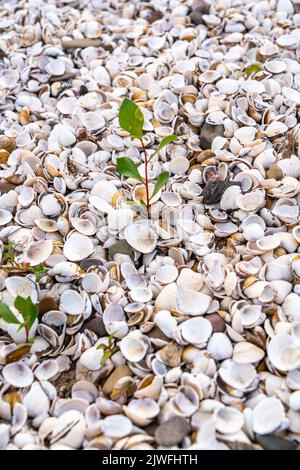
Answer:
top-left (2, 362), bottom-right (34, 388)
top-left (207, 333), bottom-right (233, 361)
top-left (120, 331), bottom-right (149, 362)
top-left (24, 240), bottom-right (53, 266)
top-left (124, 221), bottom-right (157, 254)
top-left (252, 397), bottom-right (286, 435)
top-left (102, 415), bottom-right (132, 438)
top-left (60, 290), bottom-right (85, 315)
top-left (179, 317), bottom-right (212, 346)
top-left (63, 235), bottom-right (94, 261)
top-left (268, 334), bottom-right (300, 371)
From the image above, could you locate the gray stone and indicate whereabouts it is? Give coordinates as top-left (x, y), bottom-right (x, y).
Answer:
top-left (108, 239), bottom-right (133, 260)
top-left (202, 180), bottom-right (240, 205)
top-left (83, 317), bottom-right (106, 337)
top-left (255, 434), bottom-right (297, 451)
top-left (200, 122), bottom-right (225, 150)
top-left (155, 417), bottom-right (191, 446)
top-left (79, 258), bottom-right (103, 270)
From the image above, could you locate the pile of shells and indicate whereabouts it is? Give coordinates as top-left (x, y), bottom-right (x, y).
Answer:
top-left (1, 0), bottom-right (300, 451)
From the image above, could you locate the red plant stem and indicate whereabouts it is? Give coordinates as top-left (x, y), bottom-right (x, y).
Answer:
top-left (25, 326), bottom-right (29, 343)
top-left (141, 138), bottom-right (150, 218)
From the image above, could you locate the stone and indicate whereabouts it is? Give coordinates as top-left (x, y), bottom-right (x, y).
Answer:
top-left (83, 317), bottom-right (107, 337)
top-left (256, 434), bottom-right (297, 451)
top-left (200, 122), bottom-right (225, 150)
top-left (79, 258), bottom-right (103, 270)
top-left (38, 297), bottom-right (59, 315)
top-left (205, 313), bottom-right (226, 333)
top-left (108, 239), bottom-right (133, 260)
top-left (190, 8), bottom-right (203, 25)
top-left (155, 417), bottom-right (191, 446)
top-left (202, 180), bottom-right (240, 205)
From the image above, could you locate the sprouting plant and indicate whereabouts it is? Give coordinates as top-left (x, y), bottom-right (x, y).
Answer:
top-left (0, 296), bottom-right (39, 343)
top-left (244, 63), bottom-right (261, 78)
top-left (116, 98), bottom-right (178, 218)
top-left (5, 240), bottom-right (17, 267)
top-left (28, 263), bottom-right (48, 282)
top-left (1, 241), bottom-right (47, 282)
top-left (96, 332), bottom-right (118, 365)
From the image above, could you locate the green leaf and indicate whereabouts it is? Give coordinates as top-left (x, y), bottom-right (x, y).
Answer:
top-left (150, 171), bottom-right (169, 200)
top-left (244, 64), bottom-right (261, 77)
top-left (116, 157), bottom-right (142, 181)
top-left (14, 296), bottom-right (38, 330)
top-left (157, 135), bottom-right (178, 151)
top-left (139, 199), bottom-right (147, 208)
top-left (0, 303), bottom-right (21, 324)
top-left (149, 135), bottom-right (178, 161)
top-left (118, 98), bottom-right (144, 139)
top-left (101, 350), bottom-right (111, 365)
top-left (96, 343), bottom-right (107, 350)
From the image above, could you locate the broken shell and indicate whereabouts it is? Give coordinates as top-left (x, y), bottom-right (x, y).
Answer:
top-left (176, 287), bottom-right (211, 315)
top-left (123, 398), bottom-right (159, 427)
top-left (232, 342), bottom-right (265, 364)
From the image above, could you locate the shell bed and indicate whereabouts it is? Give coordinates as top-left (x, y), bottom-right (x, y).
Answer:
top-left (0, 0), bottom-right (300, 451)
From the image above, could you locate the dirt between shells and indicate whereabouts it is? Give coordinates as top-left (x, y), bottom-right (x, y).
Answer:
top-left (0, 0), bottom-right (300, 452)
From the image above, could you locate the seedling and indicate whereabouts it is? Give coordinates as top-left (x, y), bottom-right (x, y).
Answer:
top-left (28, 263), bottom-right (48, 282)
top-left (244, 63), bottom-right (261, 78)
top-left (116, 98), bottom-right (178, 218)
top-left (96, 332), bottom-right (118, 365)
top-left (5, 240), bottom-right (18, 267)
top-left (0, 295), bottom-right (39, 343)
top-left (1, 241), bottom-right (48, 282)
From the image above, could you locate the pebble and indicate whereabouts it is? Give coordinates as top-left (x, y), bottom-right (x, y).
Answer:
top-left (155, 417), bottom-right (191, 446)
top-left (202, 181), bottom-right (240, 205)
top-left (205, 314), bottom-right (226, 333)
top-left (200, 123), bottom-right (225, 150)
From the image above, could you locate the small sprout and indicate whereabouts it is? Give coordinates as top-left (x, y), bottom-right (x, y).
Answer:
top-left (28, 263), bottom-right (48, 282)
top-left (0, 296), bottom-right (39, 343)
top-left (1, 242), bottom-right (47, 282)
top-left (244, 63), bottom-right (261, 78)
top-left (116, 98), bottom-right (177, 217)
top-left (96, 332), bottom-right (118, 365)
top-left (3, 240), bottom-right (17, 267)
top-left (101, 350), bottom-right (111, 365)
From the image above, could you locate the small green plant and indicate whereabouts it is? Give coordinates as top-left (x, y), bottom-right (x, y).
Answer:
top-left (28, 263), bottom-right (48, 282)
top-left (1, 241), bottom-right (48, 282)
top-left (5, 240), bottom-right (18, 267)
top-left (116, 98), bottom-right (178, 218)
top-left (244, 63), bottom-right (261, 78)
top-left (0, 296), bottom-right (39, 343)
top-left (96, 332), bottom-right (118, 365)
